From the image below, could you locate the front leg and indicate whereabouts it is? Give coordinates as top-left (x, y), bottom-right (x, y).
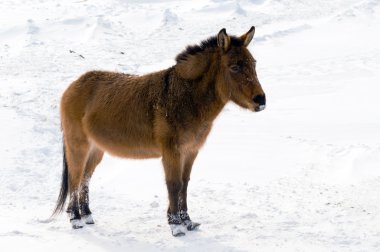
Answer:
top-left (179, 151), bottom-right (200, 231)
top-left (162, 147), bottom-right (186, 236)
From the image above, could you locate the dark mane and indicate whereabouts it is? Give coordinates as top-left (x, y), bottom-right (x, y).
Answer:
top-left (175, 35), bottom-right (244, 63)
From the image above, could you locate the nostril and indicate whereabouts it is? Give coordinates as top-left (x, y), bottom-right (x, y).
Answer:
top-left (253, 94), bottom-right (266, 106)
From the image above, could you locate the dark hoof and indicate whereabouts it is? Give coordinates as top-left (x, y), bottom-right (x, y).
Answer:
top-left (187, 222), bottom-right (201, 231)
top-left (170, 224), bottom-right (186, 237)
top-left (183, 220), bottom-right (201, 231)
top-left (82, 214), bottom-right (95, 225)
top-left (71, 219), bottom-right (84, 229)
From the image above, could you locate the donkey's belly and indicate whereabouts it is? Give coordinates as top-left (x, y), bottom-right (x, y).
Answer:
top-left (91, 136), bottom-right (161, 159)
top-left (104, 143), bottom-right (161, 159)
top-left (84, 120), bottom-right (161, 159)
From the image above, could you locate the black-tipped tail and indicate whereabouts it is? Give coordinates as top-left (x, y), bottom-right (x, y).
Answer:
top-left (52, 142), bottom-right (69, 216)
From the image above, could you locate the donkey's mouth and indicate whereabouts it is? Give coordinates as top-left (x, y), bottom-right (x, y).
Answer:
top-left (254, 105), bottom-right (266, 112)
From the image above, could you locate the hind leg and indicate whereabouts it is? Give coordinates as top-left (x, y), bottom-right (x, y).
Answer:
top-left (79, 147), bottom-right (104, 224)
top-left (64, 134), bottom-right (90, 229)
top-left (179, 151), bottom-right (200, 231)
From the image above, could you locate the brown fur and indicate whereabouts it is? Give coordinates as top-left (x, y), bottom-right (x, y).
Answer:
top-left (55, 27), bottom-right (265, 230)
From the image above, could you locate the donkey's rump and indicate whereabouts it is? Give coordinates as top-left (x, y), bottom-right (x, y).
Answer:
top-left (63, 70), bottom-right (163, 158)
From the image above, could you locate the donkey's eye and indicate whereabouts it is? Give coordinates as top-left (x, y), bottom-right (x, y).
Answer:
top-left (229, 65), bottom-right (240, 73)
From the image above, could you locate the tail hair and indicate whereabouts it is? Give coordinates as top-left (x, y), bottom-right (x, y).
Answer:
top-left (52, 140), bottom-right (69, 216)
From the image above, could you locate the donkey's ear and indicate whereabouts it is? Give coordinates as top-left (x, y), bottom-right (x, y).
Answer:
top-left (217, 28), bottom-right (231, 51)
top-left (241, 26), bottom-right (255, 47)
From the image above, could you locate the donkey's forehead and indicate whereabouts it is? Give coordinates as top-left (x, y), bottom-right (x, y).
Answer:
top-left (227, 47), bottom-right (255, 62)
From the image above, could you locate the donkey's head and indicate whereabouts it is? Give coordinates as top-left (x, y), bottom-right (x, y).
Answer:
top-left (218, 27), bottom-right (266, 112)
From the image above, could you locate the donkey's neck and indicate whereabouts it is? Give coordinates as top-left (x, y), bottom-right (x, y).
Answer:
top-left (189, 59), bottom-right (227, 122)
top-left (161, 50), bottom-right (228, 127)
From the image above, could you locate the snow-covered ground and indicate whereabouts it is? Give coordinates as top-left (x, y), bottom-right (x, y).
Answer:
top-left (1, 0), bottom-right (380, 251)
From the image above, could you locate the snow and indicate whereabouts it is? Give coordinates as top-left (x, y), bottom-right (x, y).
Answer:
top-left (1, 0), bottom-right (380, 251)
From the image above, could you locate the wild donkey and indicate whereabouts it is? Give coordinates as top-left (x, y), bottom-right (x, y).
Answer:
top-left (53, 27), bottom-right (266, 236)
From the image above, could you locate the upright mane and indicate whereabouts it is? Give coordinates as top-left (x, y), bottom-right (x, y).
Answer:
top-left (175, 36), bottom-right (218, 63)
top-left (174, 35), bottom-right (244, 80)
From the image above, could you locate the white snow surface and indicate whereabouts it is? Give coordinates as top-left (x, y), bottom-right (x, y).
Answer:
top-left (1, 0), bottom-right (380, 251)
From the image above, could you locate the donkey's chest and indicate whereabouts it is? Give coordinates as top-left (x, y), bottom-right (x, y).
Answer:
top-left (178, 123), bottom-right (212, 152)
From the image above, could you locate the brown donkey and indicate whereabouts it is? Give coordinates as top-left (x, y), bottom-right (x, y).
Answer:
top-left (53, 27), bottom-right (266, 236)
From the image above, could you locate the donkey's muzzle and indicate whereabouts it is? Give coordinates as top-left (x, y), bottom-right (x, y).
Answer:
top-left (253, 94), bottom-right (266, 112)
